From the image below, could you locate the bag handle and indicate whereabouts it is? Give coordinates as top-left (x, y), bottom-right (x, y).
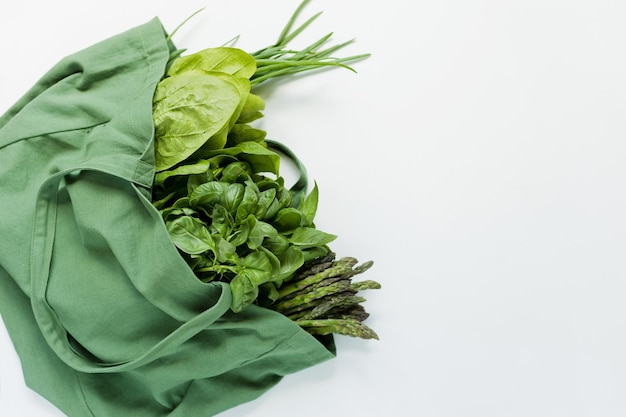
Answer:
top-left (30, 165), bottom-right (232, 373)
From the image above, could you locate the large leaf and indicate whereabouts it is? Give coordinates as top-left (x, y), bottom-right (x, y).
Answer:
top-left (237, 93), bottom-right (265, 124)
top-left (154, 159), bottom-right (211, 187)
top-left (273, 207), bottom-right (303, 231)
top-left (153, 71), bottom-right (242, 171)
top-left (189, 181), bottom-right (230, 210)
top-left (289, 227), bottom-right (337, 249)
top-left (227, 124), bottom-right (267, 146)
top-left (167, 47), bottom-right (257, 79)
top-left (201, 71), bottom-right (251, 130)
top-left (198, 141), bottom-right (280, 175)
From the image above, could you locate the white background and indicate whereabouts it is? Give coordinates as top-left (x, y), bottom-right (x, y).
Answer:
top-left (2, 0), bottom-right (626, 416)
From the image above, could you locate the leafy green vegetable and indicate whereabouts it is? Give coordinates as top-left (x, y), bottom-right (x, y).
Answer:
top-left (167, 47), bottom-right (257, 79)
top-left (196, 141), bottom-right (280, 175)
top-left (155, 152), bottom-right (333, 312)
top-left (153, 71), bottom-right (243, 171)
top-left (152, 0), bottom-right (380, 338)
top-left (236, 93), bottom-right (265, 124)
top-left (166, 216), bottom-right (213, 255)
top-left (290, 227), bottom-right (336, 249)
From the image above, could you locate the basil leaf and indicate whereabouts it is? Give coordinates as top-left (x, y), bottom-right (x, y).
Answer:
top-left (289, 227), bottom-right (337, 249)
top-left (189, 181), bottom-right (230, 210)
top-left (154, 159), bottom-right (211, 187)
top-left (257, 246), bottom-right (281, 276)
top-left (230, 272), bottom-right (258, 313)
top-left (276, 246), bottom-right (304, 281)
top-left (299, 182), bottom-right (319, 226)
top-left (223, 183), bottom-right (245, 213)
top-left (209, 204), bottom-right (234, 237)
top-left (160, 204), bottom-right (197, 222)
top-left (166, 216), bottom-right (214, 255)
top-left (197, 141), bottom-right (280, 175)
top-left (254, 188), bottom-right (277, 219)
top-left (273, 207), bottom-right (303, 231)
top-left (262, 235), bottom-right (290, 255)
top-left (263, 198), bottom-right (281, 221)
top-left (277, 187), bottom-right (293, 209)
top-left (220, 161), bottom-right (252, 183)
top-left (242, 251), bottom-right (274, 275)
top-left (230, 250), bottom-right (276, 312)
top-left (247, 218), bottom-right (278, 250)
top-left (301, 246), bottom-right (332, 262)
top-left (230, 215), bottom-right (254, 247)
top-left (212, 235), bottom-right (237, 263)
top-left (235, 185), bottom-right (258, 224)
top-left (187, 172), bottom-right (214, 195)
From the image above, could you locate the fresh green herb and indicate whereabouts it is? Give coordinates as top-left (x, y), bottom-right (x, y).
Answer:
top-left (155, 154), bottom-right (336, 312)
top-left (152, 0), bottom-right (379, 339)
top-left (249, 0), bottom-right (370, 87)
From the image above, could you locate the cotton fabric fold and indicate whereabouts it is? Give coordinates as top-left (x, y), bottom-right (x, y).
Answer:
top-left (0, 18), bottom-right (334, 417)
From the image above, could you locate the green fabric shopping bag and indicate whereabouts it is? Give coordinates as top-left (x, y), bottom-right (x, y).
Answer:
top-left (0, 18), bottom-right (334, 417)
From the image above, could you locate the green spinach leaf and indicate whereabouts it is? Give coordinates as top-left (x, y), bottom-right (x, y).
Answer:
top-left (167, 47), bottom-right (257, 79)
top-left (153, 71), bottom-right (243, 171)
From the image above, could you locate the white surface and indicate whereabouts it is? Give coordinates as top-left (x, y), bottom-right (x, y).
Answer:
top-left (2, 0), bottom-right (626, 416)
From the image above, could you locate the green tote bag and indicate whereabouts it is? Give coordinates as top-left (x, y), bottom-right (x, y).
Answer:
top-left (0, 18), bottom-right (334, 417)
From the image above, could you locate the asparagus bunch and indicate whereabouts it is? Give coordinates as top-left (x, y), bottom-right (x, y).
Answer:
top-left (269, 252), bottom-right (381, 340)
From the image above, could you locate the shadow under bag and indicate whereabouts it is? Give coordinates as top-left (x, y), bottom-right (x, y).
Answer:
top-left (0, 18), bottom-right (334, 417)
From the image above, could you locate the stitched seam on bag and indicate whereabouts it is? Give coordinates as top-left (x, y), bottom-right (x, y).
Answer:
top-left (132, 159), bottom-right (156, 189)
top-left (74, 369), bottom-right (97, 416)
top-left (0, 120), bottom-right (110, 151)
top-left (133, 17), bottom-right (165, 177)
top-left (237, 327), bottom-right (304, 368)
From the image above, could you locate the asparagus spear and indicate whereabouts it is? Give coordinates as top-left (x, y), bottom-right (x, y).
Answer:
top-left (289, 293), bottom-right (366, 321)
top-left (296, 318), bottom-right (379, 340)
top-left (274, 279), bottom-right (352, 312)
top-left (277, 257), bottom-right (358, 299)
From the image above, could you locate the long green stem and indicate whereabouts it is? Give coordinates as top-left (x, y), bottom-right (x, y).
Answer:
top-left (166, 7), bottom-right (206, 43)
top-left (249, 0), bottom-right (370, 88)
